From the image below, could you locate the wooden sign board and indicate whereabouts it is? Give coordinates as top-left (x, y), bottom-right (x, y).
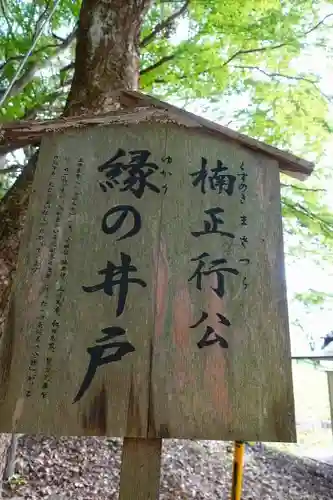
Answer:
top-left (0, 122), bottom-right (296, 442)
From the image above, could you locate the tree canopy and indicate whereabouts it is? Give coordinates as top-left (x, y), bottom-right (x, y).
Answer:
top-left (1, 0), bottom-right (333, 306)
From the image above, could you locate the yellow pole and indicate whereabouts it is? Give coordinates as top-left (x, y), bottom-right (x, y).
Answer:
top-left (231, 441), bottom-right (245, 500)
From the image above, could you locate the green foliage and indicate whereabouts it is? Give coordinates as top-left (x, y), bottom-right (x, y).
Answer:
top-left (294, 289), bottom-right (333, 307)
top-left (1, 0), bottom-right (333, 310)
top-left (0, 0), bottom-right (75, 121)
top-left (1, 0), bottom-right (331, 134)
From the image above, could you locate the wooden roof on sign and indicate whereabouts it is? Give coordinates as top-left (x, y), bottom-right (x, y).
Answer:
top-left (0, 89), bottom-right (314, 180)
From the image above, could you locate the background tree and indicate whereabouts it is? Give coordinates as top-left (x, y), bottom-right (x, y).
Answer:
top-left (1, 0), bottom-right (333, 492)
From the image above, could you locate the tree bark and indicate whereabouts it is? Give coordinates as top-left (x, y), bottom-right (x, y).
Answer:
top-left (0, 0), bottom-right (152, 494)
top-left (0, 154), bottom-right (37, 336)
top-left (64, 0), bottom-right (151, 116)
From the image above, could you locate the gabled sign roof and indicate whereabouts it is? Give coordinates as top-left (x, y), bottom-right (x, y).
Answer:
top-left (0, 89), bottom-right (314, 180)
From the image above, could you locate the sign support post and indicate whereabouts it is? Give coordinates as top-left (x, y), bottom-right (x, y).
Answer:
top-left (119, 437), bottom-right (162, 499)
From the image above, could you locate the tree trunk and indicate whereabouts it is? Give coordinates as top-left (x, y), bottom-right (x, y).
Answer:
top-left (64, 0), bottom-right (151, 115)
top-left (0, 0), bottom-right (152, 493)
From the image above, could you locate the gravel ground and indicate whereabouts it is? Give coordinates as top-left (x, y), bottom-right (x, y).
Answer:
top-left (4, 436), bottom-right (333, 499)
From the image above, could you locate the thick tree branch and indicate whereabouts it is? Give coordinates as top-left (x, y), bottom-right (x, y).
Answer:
top-left (152, 64), bottom-right (324, 100)
top-left (223, 13), bottom-right (333, 68)
top-left (0, 0), bottom-right (12, 34)
top-left (140, 28), bottom-right (209, 77)
top-left (304, 12), bottom-right (333, 36)
top-left (33, 1), bottom-right (55, 38)
top-left (141, 14), bottom-right (333, 81)
top-left (22, 90), bottom-right (65, 120)
top-left (222, 42), bottom-right (289, 68)
top-left (59, 62), bottom-right (75, 86)
top-left (0, 165), bottom-right (23, 175)
top-left (140, 53), bottom-right (177, 74)
top-left (60, 62), bottom-right (75, 74)
top-left (0, 28), bottom-right (76, 104)
top-left (231, 65), bottom-right (318, 85)
top-left (52, 31), bottom-right (68, 42)
top-left (0, 1), bottom-right (64, 107)
top-left (140, 0), bottom-right (189, 47)
top-left (281, 183), bottom-right (326, 193)
top-left (282, 199), bottom-right (333, 237)
top-left (0, 32), bottom-right (77, 75)
top-left (231, 64), bottom-right (331, 101)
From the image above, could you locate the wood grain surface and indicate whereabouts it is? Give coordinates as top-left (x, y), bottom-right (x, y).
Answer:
top-left (0, 122), bottom-right (296, 442)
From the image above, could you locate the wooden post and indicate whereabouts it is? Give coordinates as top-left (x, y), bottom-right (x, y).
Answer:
top-left (326, 371), bottom-right (333, 436)
top-left (119, 438), bottom-right (162, 500)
